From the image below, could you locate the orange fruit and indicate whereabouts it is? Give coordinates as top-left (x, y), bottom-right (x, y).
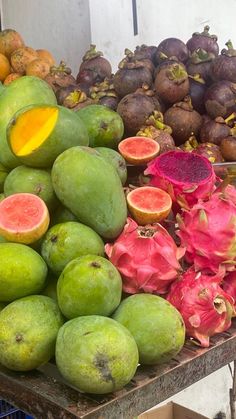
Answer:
top-left (0, 53), bottom-right (11, 82)
top-left (3, 72), bottom-right (21, 85)
top-left (0, 29), bottom-right (24, 58)
top-left (36, 49), bottom-right (55, 66)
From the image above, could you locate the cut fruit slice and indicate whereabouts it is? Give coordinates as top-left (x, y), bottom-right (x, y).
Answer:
top-left (7, 104), bottom-right (89, 168)
top-left (10, 106), bottom-right (58, 156)
top-left (0, 193), bottom-right (49, 244)
top-left (127, 186), bottom-right (172, 225)
top-left (118, 136), bottom-right (160, 165)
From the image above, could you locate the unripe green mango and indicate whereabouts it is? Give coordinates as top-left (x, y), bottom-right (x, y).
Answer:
top-left (51, 146), bottom-right (127, 239)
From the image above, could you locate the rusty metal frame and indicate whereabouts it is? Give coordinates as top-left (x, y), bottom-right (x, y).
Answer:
top-left (1, 321), bottom-right (236, 419)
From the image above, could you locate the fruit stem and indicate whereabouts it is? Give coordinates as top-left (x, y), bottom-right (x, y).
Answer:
top-left (192, 25), bottom-right (217, 40)
top-left (166, 64), bottom-right (188, 84)
top-left (225, 113), bottom-right (236, 125)
top-left (226, 40), bottom-right (234, 50)
top-left (190, 48), bottom-right (215, 63)
top-left (82, 44), bottom-right (103, 62)
top-left (145, 111), bottom-right (173, 133)
top-left (188, 73), bottom-right (206, 84)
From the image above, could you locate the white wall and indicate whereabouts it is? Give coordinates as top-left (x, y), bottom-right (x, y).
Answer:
top-left (1, 0), bottom-right (91, 75)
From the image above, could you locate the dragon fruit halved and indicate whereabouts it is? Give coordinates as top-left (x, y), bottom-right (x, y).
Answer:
top-left (167, 267), bottom-right (234, 347)
top-left (144, 150), bottom-right (216, 210)
top-left (222, 271), bottom-right (236, 314)
top-left (105, 217), bottom-right (185, 294)
top-left (177, 187), bottom-right (236, 275)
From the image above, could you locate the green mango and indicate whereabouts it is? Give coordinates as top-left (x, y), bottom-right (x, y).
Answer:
top-left (51, 146), bottom-right (127, 239)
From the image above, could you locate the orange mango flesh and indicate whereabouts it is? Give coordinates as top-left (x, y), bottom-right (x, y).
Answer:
top-left (10, 107), bottom-right (58, 156)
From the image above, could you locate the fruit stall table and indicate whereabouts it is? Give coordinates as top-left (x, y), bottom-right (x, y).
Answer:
top-left (0, 319), bottom-right (236, 419)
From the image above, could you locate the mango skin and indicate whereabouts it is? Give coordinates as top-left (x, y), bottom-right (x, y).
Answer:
top-left (8, 104), bottom-right (89, 168)
top-left (41, 275), bottom-right (58, 302)
top-left (57, 254), bottom-right (122, 319)
top-left (95, 147), bottom-right (127, 186)
top-left (56, 315), bottom-right (138, 394)
top-left (50, 205), bottom-right (77, 226)
top-left (51, 146), bottom-right (127, 239)
top-left (0, 243), bottom-right (48, 302)
top-left (113, 294), bottom-right (185, 365)
top-left (0, 163), bottom-right (9, 192)
top-left (4, 165), bottom-right (58, 211)
top-left (0, 76), bottom-right (57, 168)
top-left (41, 221), bottom-right (104, 275)
top-left (0, 302), bottom-right (6, 312)
top-left (77, 104), bottom-right (124, 148)
top-left (0, 295), bottom-right (64, 371)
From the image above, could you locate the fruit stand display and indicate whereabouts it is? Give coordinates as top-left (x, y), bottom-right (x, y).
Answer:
top-left (0, 27), bottom-right (236, 419)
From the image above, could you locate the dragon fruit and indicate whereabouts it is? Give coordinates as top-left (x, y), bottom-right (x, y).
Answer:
top-left (105, 217), bottom-right (185, 294)
top-left (222, 271), bottom-right (236, 313)
top-left (144, 150), bottom-right (216, 210)
top-left (177, 187), bottom-right (236, 275)
top-left (167, 268), bottom-right (234, 347)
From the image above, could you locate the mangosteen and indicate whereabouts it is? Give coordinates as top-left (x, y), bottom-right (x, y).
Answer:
top-left (78, 44), bottom-right (112, 82)
top-left (193, 142), bottom-right (224, 163)
top-left (204, 80), bottom-right (236, 119)
top-left (117, 90), bottom-right (161, 136)
top-left (211, 40), bottom-right (236, 83)
top-left (44, 61), bottom-right (76, 92)
top-left (186, 48), bottom-right (215, 85)
top-left (155, 38), bottom-right (189, 64)
top-left (199, 116), bottom-right (231, 145)
top-left (56, 84), bottom-right (89, 105)
top-left (189, 75), bottom-right (207, 114)
top-left (220, 136), bottom-right (236, 161)
top-left (186, 25), bottom-right (219, 56)
top-left (113, 50), bottom-right (153, 98)
top-left (89, 78), bottom-right (119, 110)
top-left (137, 111), bottom-right (175, 154)
top-left (164, 97), bottom-right (202, 145)
top-left (76, 68), bottom-right (101, 87)
top-left (133, 44), bottom-right (158, 63)
top-left (154, 62), bottom-right (189, 104)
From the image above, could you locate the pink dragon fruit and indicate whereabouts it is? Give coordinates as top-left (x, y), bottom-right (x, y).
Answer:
top-left (167, 267), bottom-right (234, 347)
top-left (144, 150), bottom-right (216, 210)
top-left (177, 187), bottom-right (236, 275)
top-left (222, 271), bottom-right (236, 314)
top-left (105, 217), bottom-right (185, 294)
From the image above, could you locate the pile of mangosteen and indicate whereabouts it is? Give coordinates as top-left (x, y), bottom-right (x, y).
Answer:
top-left (47, 27), bottom-right (236, 163)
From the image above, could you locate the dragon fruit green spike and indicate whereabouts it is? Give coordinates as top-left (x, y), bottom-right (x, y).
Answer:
top-left (167, 267), bottom-right (234, 347)
top-left (144, 150), bottom-right (216, 210)
top-left (105, 217), bottom-right (185, 295)
top-left (177, 186), bottom-right (236, 275)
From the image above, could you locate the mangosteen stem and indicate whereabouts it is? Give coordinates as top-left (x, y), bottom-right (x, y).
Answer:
top-left (190, 48), bottom-right (215, 63)
top-left (225, 113), bottom-right (236, 125)
top-left (145, 111), bottom-right (172, 133)
top-left (159, 52), bottom-right (168, 60)
top-left (193, 25), bottom-right (217, 40)
top-left (82, 44), bottom-right (103, 62)
top-left (188, 74), bottom-right (205, 84)
top-left (166, 64), bottom-right (188, 84)
top-left (226, 40), bottom-right (234, 50)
